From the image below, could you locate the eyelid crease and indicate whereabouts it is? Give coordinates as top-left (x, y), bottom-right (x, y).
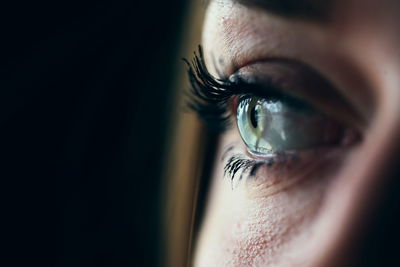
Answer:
top-left (204, 0), bottom-right (331, 21)
top-left (234, 0), bottom-right (331, 21)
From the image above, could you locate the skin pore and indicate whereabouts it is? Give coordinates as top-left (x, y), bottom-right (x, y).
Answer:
top-left (193, 0), bottom-right (400, 266)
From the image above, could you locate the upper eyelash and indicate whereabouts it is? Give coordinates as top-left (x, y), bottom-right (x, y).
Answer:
top-left (183, 46), bottom-right (246, 131)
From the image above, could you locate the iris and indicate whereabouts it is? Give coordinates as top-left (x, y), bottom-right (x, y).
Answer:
top-left (236, 96), bottom-right (341, 155)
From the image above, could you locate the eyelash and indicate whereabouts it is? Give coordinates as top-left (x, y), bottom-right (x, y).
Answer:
top-left (183, 46), bottom-right (237, 132)
top-left (223, 152), bottom-right (272, 181)
top-left (184, 46), bottom-right (304, 181)
top-left (184, 46), bottom-right (312, 130)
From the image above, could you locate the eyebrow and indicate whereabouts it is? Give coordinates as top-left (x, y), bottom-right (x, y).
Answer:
top-left (218, 0), bottom-right (331, 21)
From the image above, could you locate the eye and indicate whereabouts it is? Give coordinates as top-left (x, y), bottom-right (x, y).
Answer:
top-left (236, 95), bottom-right (350, 155)
top-left (184, 47), bottom-right (363, 163)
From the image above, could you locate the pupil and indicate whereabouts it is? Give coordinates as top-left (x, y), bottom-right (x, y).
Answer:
top-left (250, 106), bottom-right (258, 128)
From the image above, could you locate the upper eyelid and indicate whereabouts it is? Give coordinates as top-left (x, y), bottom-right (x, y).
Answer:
top-left (185, 46), bottom-right (364, 133)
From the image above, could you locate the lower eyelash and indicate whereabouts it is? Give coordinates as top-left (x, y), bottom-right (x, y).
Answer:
top-left (224, 145), bottom-right (348, 190)
top-left (223, 147), bottom-right (301, 183)
top-left (224, 155), bottom-right (256, 181)
top-left (224, 154), bottom-right (273, 182)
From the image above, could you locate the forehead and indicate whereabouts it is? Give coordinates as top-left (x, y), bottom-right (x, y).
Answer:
top-left (203, 0), bottom-right (400, 72)
top-left (205, 0), bottom-right (400, 28)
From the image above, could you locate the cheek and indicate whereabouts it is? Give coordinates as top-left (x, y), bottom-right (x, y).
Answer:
top-left (194, 140), bottom-right (336, 267)
top-left (195, 171), bottom-right (325, 267)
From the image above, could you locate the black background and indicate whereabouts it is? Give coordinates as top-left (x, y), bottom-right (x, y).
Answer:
top-left (1, 1), bottom-right (187, 266)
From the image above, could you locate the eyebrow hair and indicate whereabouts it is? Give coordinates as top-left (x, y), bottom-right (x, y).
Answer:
top-left (209, 0), bottom-right (331, 21)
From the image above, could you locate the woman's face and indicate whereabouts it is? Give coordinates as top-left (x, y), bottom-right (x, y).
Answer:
top-left (193, 0), bottom-right (400, 266)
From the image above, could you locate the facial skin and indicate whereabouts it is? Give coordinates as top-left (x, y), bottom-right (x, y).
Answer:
top-left (194, 0), bottom-right (400, 266)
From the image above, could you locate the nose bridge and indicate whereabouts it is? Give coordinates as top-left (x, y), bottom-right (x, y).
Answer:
top-left (356, 145), bottom-right (400, 266)
top-left (308, 59), bottom-right (400, 267)
top-left (353, 60), bottom-right (400, 266)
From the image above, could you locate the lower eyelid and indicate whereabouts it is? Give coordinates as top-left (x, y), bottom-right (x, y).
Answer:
top-left (245, 157), bottom-right (333, 199)
top-left (224, 145), bottom-right (347, 198)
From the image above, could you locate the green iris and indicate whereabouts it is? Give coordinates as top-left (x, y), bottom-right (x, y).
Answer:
top-left (236, 96), bottom-right (331, 154)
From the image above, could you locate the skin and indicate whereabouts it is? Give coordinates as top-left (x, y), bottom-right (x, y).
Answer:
top-left (194, 0), bottom-right (400, 266)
